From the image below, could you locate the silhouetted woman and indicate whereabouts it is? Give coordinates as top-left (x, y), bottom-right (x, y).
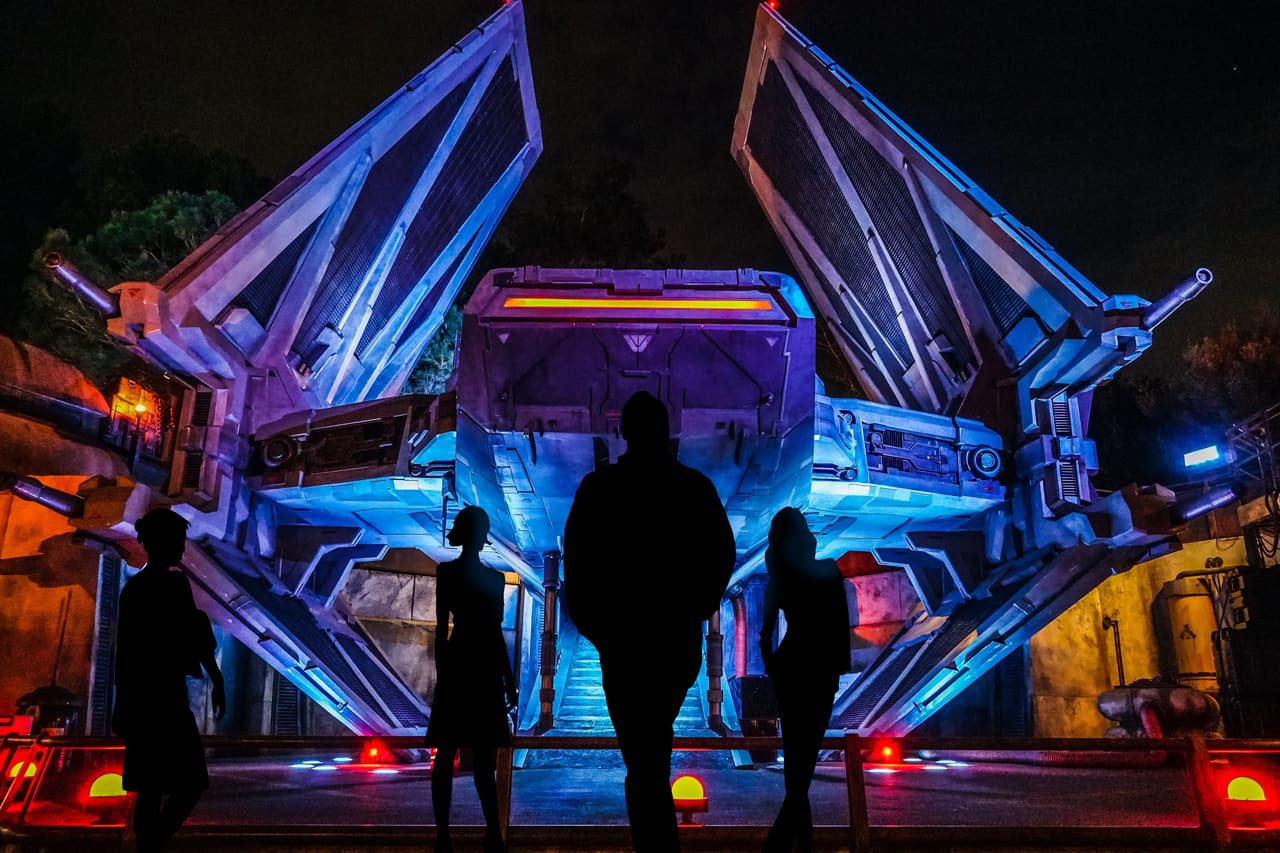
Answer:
top-left (113, 507), bottom-right (225, 853)
top-left (425, 506), bottom-right (516, 853)
top-left (759, 507), bottom-right (850, 853)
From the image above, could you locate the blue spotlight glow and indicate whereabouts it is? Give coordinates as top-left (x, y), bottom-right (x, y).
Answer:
top-left (1183, 445), bottom-right (1223, 468)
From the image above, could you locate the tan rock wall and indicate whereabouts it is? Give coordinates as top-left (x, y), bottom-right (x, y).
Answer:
top-left (1030, 538), bottom-right (1247, 736)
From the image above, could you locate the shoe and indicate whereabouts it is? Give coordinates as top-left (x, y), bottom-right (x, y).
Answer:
top-left (434, 827), bottom-right (453, 853)
top-left (482, 827), bottom-right (507, 853)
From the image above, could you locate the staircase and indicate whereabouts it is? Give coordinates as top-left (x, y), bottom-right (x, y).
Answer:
top-left (521, 639), bottom-right (733, 769)
top-left (551, 642), bottom-right (709, 735)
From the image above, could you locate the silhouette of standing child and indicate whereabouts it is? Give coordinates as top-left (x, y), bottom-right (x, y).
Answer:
top-left (759, 507), bottom-right (850, 853)
top-left (112, 507), bottom-right (225, 853)
top-left (425, 506), bottom-right (516, 853)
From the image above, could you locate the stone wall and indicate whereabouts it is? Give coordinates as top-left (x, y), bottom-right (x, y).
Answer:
top-left (1029, 537), bottom-right (1247, 736)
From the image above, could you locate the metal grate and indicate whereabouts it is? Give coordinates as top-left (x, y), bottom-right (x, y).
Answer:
top-left (235, 573), bottom-right (390, 727)
top-left (1059, 460), bottom-right (1082, 500)
top-left (191, 391), bottom-right (213, 427)
top-left (336, 634), bottom-right (428, 728)
top-left (947, 226), bottom-right (1027, 335)
top-left (293, 68), bottom-right (480, 368)
top-left (357, 57), bottom-right (527, 359)
top-left (799, 76), bottom-right (973, 371)
top-left (88, 556), bottom-right (121, 736)
top-left (836, 647), bottom-right (911, 728)
top-left (232, 217), bottom-right (321, 327)
top-left (747, 62), bottom-right (911, 367)
top-left (272, 675), bottom-right (301, 737)
top-left (181, 452), bottom-right (203, 489)
top-left (1051, 398), bottom-right (1073, 435)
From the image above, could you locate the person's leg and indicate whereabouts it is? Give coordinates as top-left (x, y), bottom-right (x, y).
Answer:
top-left (132, 789), bottom-right (162, 853)
top-left (472, 746), bottom-right (506, 852)
top-left (153, 788), bottom-right (202, 846)
top-left (603, 663), bottom-right (682, 853)
top-left (779, 680), bottom-right (835, 853)
top-left (432, 745), bottom-right (458, 852)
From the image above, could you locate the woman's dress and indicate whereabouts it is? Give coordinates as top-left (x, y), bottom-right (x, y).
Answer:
top-left (425, 558), bottom-right (512, 748)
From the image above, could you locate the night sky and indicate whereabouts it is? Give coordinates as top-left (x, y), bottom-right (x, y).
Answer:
top-left (5, 0), bottom-right (1277, 370)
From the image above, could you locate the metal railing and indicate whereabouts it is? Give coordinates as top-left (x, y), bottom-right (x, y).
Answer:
top-left (3, 733), bottom-right (1278, 850)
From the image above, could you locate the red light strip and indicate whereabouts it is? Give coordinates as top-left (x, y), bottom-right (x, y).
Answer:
top-left (503, 296), bottom-right (773, 311)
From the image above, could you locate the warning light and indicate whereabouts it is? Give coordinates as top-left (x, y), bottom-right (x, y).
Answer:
top-left (768, 0), bottom-right (779, 8)
top-left (362, 740), bottom-right (390, 764)
top-left (671, 774), bottom-right (708, 825)
top-left (8, 761), bottom-right (37, 779)
top-left (869, 740), bottom-right (900, 765)
top-left (1228, 776), bottom-right (1267, 802)
top-left (502, 296), bottom-right (773, 312)
top-left (88, 773), bottom-right (126, 798)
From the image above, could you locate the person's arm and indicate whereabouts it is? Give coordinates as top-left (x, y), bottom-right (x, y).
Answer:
top-left (202, 644), bottom-right (226, 722)
top-left (500, 634), bottom-right (517, 711)
top-left (758, 563), bottom-right (779, 676)
top-left (434, 570), bottom-right (451, 673)
top-left (178, 575), bottom-right (225, 721)
top-left (690, 472), bottom-right (737, 620)
top-left (562, 474), bottom-right (602, 641)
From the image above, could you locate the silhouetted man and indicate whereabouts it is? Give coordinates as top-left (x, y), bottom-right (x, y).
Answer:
top-left (563, 391), bottom-right (735, 852)
top-left (113, 507), bottom-right (224, 853)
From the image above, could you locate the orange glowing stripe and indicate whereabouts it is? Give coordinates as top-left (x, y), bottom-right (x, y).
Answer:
top-left (503, 297), bottom-right (773, 311)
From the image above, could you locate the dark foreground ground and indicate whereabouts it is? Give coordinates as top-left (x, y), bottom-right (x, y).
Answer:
top-left (5, 748), bottom-right (1277, 851)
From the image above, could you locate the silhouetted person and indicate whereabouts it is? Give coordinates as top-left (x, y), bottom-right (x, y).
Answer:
top-left (759, 507), bottom-right (850, 853)
top-left (112, 507), bottom-right (224, 853)
top-left (563, 391), bottom-right (735, 852)
top-left (425, 506), bottom-right (516, 853)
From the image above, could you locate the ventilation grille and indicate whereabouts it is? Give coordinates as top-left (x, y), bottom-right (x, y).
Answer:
top-left (799, 76), bottom-right (972, 370)
top-left (272, 676), bottom-right (301, 737)
top-left (292, 69), bottom-right (479, 367)
top-left (232, 217), bottom-right (321, 327)
top-left (357, 57), bottom-right (527, 359)
top-left (181, 452), bottom-right (203, 490)
top-left (337, 634), bottom-right (428, 727)
top-left (89, 556), bottom-right (121, 736)
top-left (191, 391), bottom-right (213, 427)
top-left (947, 226), bottom-right (1028, 335)
top-left (747, 62), bottom-right (911, 366)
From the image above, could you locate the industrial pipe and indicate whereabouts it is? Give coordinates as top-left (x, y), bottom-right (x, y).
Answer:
top-left (0, 472), bottom-right (85, 517)
top-left (1169, 481), bottom-right (1248, 525)
top-left (732, 593), bottom-right (748, 679)
top-left (1141, 268), bottom-right (1213, 330)
top-left (42, 251), bottom-right (119, 317)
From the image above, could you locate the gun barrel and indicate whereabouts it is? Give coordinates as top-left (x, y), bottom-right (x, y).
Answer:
top-left (42, 252), bottom-right (119, 317)
top-left (1169, 481), bottom-right (1246, 526)
top-left (1141, 268), bottom-right (1213, 330)
top-left (1, 472), bottom-right (85, 517)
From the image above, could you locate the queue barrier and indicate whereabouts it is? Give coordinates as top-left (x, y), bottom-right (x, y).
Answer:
top-left (2, 733), bottom-right (1277, 850)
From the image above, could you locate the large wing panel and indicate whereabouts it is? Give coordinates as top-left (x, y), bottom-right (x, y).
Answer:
top-left (159, 1), bottom-right (541, 410)
top-left (733, 5), bottom-right (1109, 416)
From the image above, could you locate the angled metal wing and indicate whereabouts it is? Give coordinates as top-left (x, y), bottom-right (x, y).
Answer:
top-left (733, 4), bottom-right (1136, 423)
top-left (733, 4), bottom-right (1212, 737)
top-left (160, 1), bottom-right (541, 410)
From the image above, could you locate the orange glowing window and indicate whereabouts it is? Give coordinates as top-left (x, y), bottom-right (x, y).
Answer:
top-left (502, 297), bottom-right (773, 311)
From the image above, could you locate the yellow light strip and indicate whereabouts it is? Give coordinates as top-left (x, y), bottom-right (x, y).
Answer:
top-left (503, 296), bottom-right (773, 311)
